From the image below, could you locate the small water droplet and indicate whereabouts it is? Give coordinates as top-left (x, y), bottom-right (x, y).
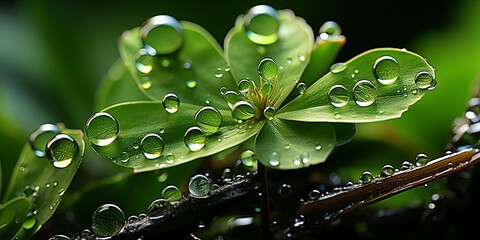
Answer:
top-left (46, 134), bottom-right (78, 168)
top-left (415, 71), bottom-right (436, 90)
top-left (244, 5), bottom-right (279, 45)
top-left (360, 171), bottom-right (374, 183)
top-left (188, 174), bottom-right (212, 198)
top-left (328, 85), bottom-right (349, 107)
top-left (162, 93), bottom-right (180, 113)
top-left (29, 123), bottom-right (60, 158)
top-left (278, 183), bottom-right (292, 197)
top-left (269, 152), bottom-right (280, 166)
top-left (238, 78), bottom-right (253, 94)
top-left (184, 127), bottom-right (206, 151)
top-left (353, 80), bottom-right (377, 107)
top-left (147, 199), bottom-right (173, 219)
top-left (161, 185), bottom-right (182, 201)
top-left (263, 106), bottom-right (276, 120)
top-left (141, 77), bottom-right (152, 90)
top-left (85, 112), bottom-right (119, 146)
top-left (318, 21), bottom-right (341, 40)
top-left (297, 51), bottom-right (306, 62)
top-left (195, 106), bottom-right (223, 134)
top-left (285, 143), bottom-right (291, 150)
top-left (214, 67), bottom-right (223, 78)
top-left (301, 152), bottom-right (310, 164)
top-left (140, 133), bottom-right (164, 159)
top-left (401, 161), bottom-right (414, 170)
top-left (330, 62), bottom-right (347, 73)
top-left (315, 144), bottom-right (322, 151)
top-left (232, 101), bottom-right (256, 120)
top-left (261, 82), bottom-right (274, 95)
top-left (240, 150), bottom-right (257, 167)
top-left (135, 48), bottom-right (154, 74)
top-left (380, 164), bottom-right (395, 176)
top-left (308, 189), bottom-right (321, 200)
top-left (92, 204), bottom-right (125, 237)
top-left (296, 82), bottom-right (306, 95)
top-left (373, 56), bottom-right (399, 85)
top-left (48, 234), bottom-right (70, 240)
top-left (258, 57), bottom-right (278, 80)
top-left (140, 15), bottom-right (183, 55)
top-left (120, 152), bottom-right (129, 163)
top-left (415, 153), bottom-right (429, 166)
top-left (185, 79), bottom-right (197, 89)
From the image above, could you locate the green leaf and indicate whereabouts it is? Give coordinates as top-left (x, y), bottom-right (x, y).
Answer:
top-left (2, 125), bottom-right (85, 239)
top-left (225, 9), bottom-right (313, 108)
top-left (277, 48), bottom-right (436, 123)
top-left (119, 21), bottom-right (236, 110)
top-left (255, 118), bottom-right (335, 170)
top-left (94, 59), bottom-right (149, 111)
top-left (87, 102), bottom-right (264, 173)
top-left (0, 197), bottom-right (29, 240)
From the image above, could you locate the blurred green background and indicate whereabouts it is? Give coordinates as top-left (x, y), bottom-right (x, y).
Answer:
top-left (1, 0), bottom-right (480, 239)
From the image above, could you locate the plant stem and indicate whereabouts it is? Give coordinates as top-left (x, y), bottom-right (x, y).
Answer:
top-left (257, 161), bottom-right (271, 240)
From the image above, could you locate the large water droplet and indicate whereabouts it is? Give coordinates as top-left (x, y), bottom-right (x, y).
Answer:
top-left (373, 56), bottom-right (399, 85)
top-left (380, 164), bottom-right (395, 176)
top-left (232, 101), bottom-right (256, 120)
top-left (269, 152), bottom-right (280, 166)
top-left (328, 85), bottom-right (349, 107)
top-left (353, 80), bottom-right (377, 107)
top-left (85, 112), bottom-right (119, 147)
top-left (147, 199), bottom-right (173, 219)
top-left (140, 133), bottom-right (164, 159)
top-left (135, 48), bottom-right (154, 74)
top-left (46, 134), bottom-right (78, 168)
top-left (329, 62), bottom-right (347, 73)
top-left (263, 106), bottom-right (276, 120)
top-left (162, 93), bottom-right (180, 113)
top-left (140, 15), bottom-right (183, 55)
top-left (195, 106), bottom-right (222, 134)
top-left (415, 153), bottom-right (429, 166)
top-left (258, 58), bottom-right (278, 80)
top-left (318, 21), bottom-right (341, 40)
top-left (92, 204), bottom-right (125, 237)
top-left (161, 185), bottom-right (182, 202)
top-left (240, 150), bottom-right (257, 167)
top-left (184, 127), bottom-right (206, 151)
top-left (360, 171), bottom-right (374, 183)
top-left (415, 71), bottom-right (436, 90)
top-left (29, 123), bottom-right (60, 158)
top-left (188, 174), bottom-right (212, 198)
top-left (244, 5), bottom-right (279, 45)
top-left (238, 79), bottom-right (253, 94)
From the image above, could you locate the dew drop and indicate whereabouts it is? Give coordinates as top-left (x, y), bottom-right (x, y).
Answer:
top-left (258, 57), bottom-right (278, 81)
top-left (195, 106), bottom-right (223, 134)
top-left (161, 185), bottom-right (182, 202)
top-left (184, 127), bottom-right (206, 151)
top-left (415, 153), bottom-right (429, 166)
top-left (140, 15), bottom-right (183, 55)
top-left (380, 164), bottom-right (395, 176)
top-left (244, 5), bottom-right (279, 45)
top-left (328, 85), bottom-right (349, 107)
top-left (296, 82), bottom-right (306, 95)
top-left (147, 199), bottom-right (173, 219)
top-left (318, 21), bottom-right (341, 40)
top-left (29, 123), bottom-right (60, 158)
top-left (261, 82), bottom-right (274, 95)
top-left (315, 144), bottom-right (322, 151)
top-left (92, 204), bottom-right (125, 237)
top-left (22, 215), bottom-right (36, 229)
top-left (232, 101), bottom-right (256, 120)
top-left (140, 133), bottom-right (164, 159)
top-left (415, 71), bottom-right (436, 90)
top-left (240, 150), bottom-right (256, 167)
top-left (188, 174), bottom-right (212, 198)
top-left (238, 79), bottom-right (253, 94)
top-left (263, 106), bottom-right (276, 120)
top-left (284, 143), bottom-right (291, 150)
top-left (214, 67), bottom-right (223, 78)
top-left (162, 93), bottom-right (180, 113)
top-left (278, 183), bottom-right (292, 197)
top-left (223, 91), bottom-right (242, 108)
top-left (85, 112), bottom-right (119, 147)
top-left (185, 79), bottom-right (197, 89)
top-left (135, 48), bottom-right (154, 74)
top-left (46, 134), bottom-right (78, 168)
top-left (308, 189), bottom-right (321, 200)
top-left (360, 171), bottom-right (374, 183)
top-left (353, 80), bottom-right (377, 107)
top-left (301, 152), bottom-right (310, 164)
top-left (120, 152), bottom-right (129, 163)
top-left (330, 62), bottom-right (347, 73)
top-left (269, 152), bottom-right (280, 167)
top-left (49, 235), bottom-right (70, 240)
top-left (373, 56), bottom-right (399, 85)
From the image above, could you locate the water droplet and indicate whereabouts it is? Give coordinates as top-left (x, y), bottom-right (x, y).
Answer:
top-left (120, 152), bottom-right (129, 163)
top-left (135, 48), bottom-right (154, 74)
top-left (401, 161), bottom-right (414, 170)
top-left (147, 199), bottom-right (173, 219)
top-left (185, 79), bottom-right (197, 89)
top-left (244, 5), bottom-right (279, 45)
top-left (328, 85), bottom-right (349, 107)
top-left (162, 93), bottom-right (180, 113)
top-left (195, 106), bottom-right (223, 134)
top-left (238, 78), bottom-right (253, 94)
top-left (315, 144), bottom-right (322, 151)
top-left (161, 185), bottom-right (182, 201)
top-left (261, 82), bottom-right (274, 95)
top-left (258, 57), bottom-right (278, 80)
top-left (140, 15), bottom-right (183, 55)
top-left (308, 189), bottom-right (321, 200)
top-left (184, 127), bottom-right (206, 151)
top-left (415, 153), bottom-right (429, 166)
top-left (269, 152), bottom-right (280, 166)
top-left (85, 112), bottom-right (119, 146)
top-left (415, 71), bottom-right (436, 90)
top-left (278, 183), bottom-right (292, 197)
top-left (165, 153), bottom-right (175, 163)
top-left (223, 91), bottom-right (242, 108)
top-left (330, 62), bottom-right (347, 73)
top-left (353, 80), bottom-right (377, 107)
top-left (360, 171), bottom-right (374, 183)
top-left (188, 174), bottom-right (212, 197)
top-left (141, 77), bottom-right (152, 89)
top-left (285, 143), bottom-right (291, 150)
top-left (381, 164), bottom-right (395, 176)
top-left (140, 133), bottom-right (164, 159)
top-left (263, 106), bottom-right (276, 120)
top-left (301, 152), bottom-right (310, 164)
top-left (29, 123), bottom-right (60, 158)
top-left (49, 235), bottom-right (70, 240)
top-left (373, 56), bottom-right (399, 85)
top-left (240, 150), bottom-right (257, 167)
top-left (92, 204), bottom-right (125, 237)
top-left (318, 21), bottom-right (341, 40)
top-left (214, 67), bottom-right (223, 78)
top-left (232, 101), bottom-right (256, 120)
top-left (46, 134), bottom-right (78, 168)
